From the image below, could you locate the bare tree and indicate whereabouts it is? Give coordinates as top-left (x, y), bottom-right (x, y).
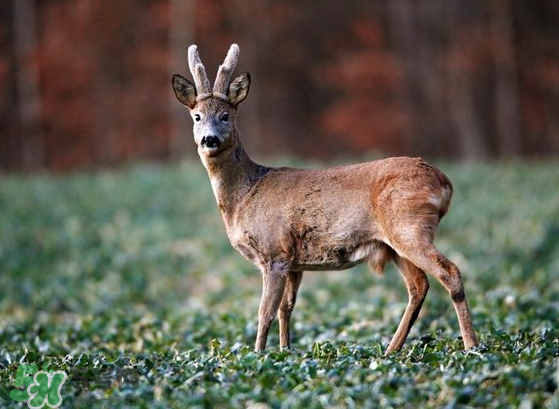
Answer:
top-left (13, 0), bottom-right (43, 169)
top-left (445, 0), bottom-right (489, 160)
top-left (168, 0), bottom-right (195, 157)
top-left (489, 0), bottom-right (522, 157)
top-left (389, 0), bottom-right (452, 157)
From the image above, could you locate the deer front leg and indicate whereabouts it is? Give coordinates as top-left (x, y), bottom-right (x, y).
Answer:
top-left (254, 261), bottom-right (289, 352)
top-left (278, 271), bottom-right (303, 349)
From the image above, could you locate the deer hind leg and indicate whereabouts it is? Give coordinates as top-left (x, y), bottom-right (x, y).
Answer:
top-left (254, 261), bottom-right (288, 352)
top-left (385, 256), bottom-right (429, 355)
top-left (394, 240), bottom-right (478, 350)
top-left (278, 271), bottom-right (303, 349)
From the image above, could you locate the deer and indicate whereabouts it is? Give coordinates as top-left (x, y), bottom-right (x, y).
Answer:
top-left (171, 43), bottom-right (478, 354)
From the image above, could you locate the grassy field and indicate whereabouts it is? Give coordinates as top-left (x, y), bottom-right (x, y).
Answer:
top-left (0, 158), bottom-right (558, 408)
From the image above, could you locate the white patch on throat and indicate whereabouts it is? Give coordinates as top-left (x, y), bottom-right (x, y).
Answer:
top-left (209, 176), bottom-right (226, 206)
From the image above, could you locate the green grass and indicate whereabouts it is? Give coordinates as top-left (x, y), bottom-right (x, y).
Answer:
top-left (0, 158), bottom-right (558, 408)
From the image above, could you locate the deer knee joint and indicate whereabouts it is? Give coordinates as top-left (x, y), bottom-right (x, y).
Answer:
top-left (430, 253), bottom-right (458, 275)
top-left (279, 298), bottom-right (296, 316)
top-left (406, 272), bottom-right (429, 300)
top-left (260, 312), bottom-right (276, 327)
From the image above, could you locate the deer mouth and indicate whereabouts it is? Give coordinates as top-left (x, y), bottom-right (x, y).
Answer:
top-left (199, 136), bottom-right (234, 158)
top-left (201, 135), bottom-right (222, 149)
top-left (200, 136), bottom-right (224, 156)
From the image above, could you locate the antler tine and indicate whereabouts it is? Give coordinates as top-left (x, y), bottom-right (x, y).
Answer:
top-left (213, 43), bottom-right (240, 97)
top-left (188, 44), bottom-right (211, 94)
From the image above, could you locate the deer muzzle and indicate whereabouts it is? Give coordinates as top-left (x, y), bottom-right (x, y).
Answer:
top-left (201, 135), bottom-right (221, 149)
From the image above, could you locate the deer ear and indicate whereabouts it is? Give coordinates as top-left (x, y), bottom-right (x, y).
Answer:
top-left (172, 74), bottom-right (197, 109)
top-left (228, 72), bottom-right (250, 106)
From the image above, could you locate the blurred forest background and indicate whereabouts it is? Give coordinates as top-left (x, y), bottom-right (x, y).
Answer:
top-left (1, 0), bottom-right (558, 171)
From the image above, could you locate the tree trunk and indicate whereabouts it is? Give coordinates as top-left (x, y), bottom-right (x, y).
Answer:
top-left (13, 0), bottom-right (44, 169)
top-left (388, 0), bottom-right (415, 155)
top-left (445, 0), bottom-right (489, 160)
top-left (489, 0), bottom-right (522, 157)
top-left (168, 0), bottom-right (195, 157)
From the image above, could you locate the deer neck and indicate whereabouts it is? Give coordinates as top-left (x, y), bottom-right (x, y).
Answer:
top-left (199, 139), bottom-right (267, 222)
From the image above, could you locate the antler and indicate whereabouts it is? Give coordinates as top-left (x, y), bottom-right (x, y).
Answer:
top-left (187, 43), bottom-right (240, 102)
top-left (213, 43), bottom-right (240, 99)
top-left (188, 45), bottom-right (212, 99)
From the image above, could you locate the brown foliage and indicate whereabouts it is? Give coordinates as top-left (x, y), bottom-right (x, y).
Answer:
top-left (316, 17), bottom-right (409, 154)
top-left (1, 0), bottom-right (559, 171)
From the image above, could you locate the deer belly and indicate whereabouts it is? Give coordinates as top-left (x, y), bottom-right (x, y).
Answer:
top-left (290, 241), bottom-right (383, 272)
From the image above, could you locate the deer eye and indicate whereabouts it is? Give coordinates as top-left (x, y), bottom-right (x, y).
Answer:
top-left (194, 114), bottom-right (201, 122)
top-left (220, 113), bottom-right (229, 123)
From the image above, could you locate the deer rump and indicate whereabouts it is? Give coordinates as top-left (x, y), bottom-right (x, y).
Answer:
top-left (229, 156), bottom-right (453, 275)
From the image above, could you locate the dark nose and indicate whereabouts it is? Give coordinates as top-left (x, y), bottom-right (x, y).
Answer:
top-left (201, 135), bottom-right (221, 148)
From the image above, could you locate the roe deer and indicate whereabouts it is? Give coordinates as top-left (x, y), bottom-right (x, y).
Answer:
top-left (171, 44), bottom-right (478, 354)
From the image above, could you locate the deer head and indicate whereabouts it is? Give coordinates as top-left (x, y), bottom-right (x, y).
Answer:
top-left (171, 44), bottom-right (250, 157)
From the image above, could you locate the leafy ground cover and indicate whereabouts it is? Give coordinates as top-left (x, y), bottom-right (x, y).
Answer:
top-left (0, 158), bottom-right (558, 408)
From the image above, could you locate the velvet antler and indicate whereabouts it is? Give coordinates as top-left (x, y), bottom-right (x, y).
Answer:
top-left (188, 45), bottom-right (212, 99)
top-left (187, 43), bottom-right (240, 102)
top-left (213, 43), bottom-right (240, 99)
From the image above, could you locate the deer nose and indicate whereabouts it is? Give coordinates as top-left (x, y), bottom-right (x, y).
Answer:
top-left (201, 135), bottom-right (221, 148)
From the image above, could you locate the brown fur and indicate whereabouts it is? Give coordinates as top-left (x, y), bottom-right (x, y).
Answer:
top-left (171, 44), bottom-right (478, 354)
